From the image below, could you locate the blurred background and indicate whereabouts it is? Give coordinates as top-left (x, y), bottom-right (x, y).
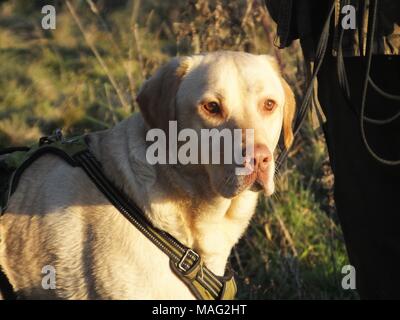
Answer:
top-left (0, 0), bottom-right (357, 299)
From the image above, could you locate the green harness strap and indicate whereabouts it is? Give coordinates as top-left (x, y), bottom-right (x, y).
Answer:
top-left (0, 132), bottom-right (237, 300)
top-left (0, 135), bottom-right (87, 214)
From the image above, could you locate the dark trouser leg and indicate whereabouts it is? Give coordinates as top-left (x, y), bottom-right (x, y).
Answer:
top-left (317, 55), bottom-right (400, 299)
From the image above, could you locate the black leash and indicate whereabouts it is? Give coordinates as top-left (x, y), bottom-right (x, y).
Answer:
top-left (359, 0), bottom-right (400, 165)
top-left (276, 1), bottom-right (336, 169)
top-left (336, 0), bottom-right (400, 165)
top-left (278, 0), bottom-right (399, 167)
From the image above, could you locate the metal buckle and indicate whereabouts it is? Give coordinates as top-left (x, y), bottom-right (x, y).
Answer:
top-left (178, 249), bottom-right (199, 273)
top-left (39, 128), bottom-right (64, 146)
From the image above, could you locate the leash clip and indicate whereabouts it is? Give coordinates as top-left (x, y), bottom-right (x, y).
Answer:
top-left (178, 249), bottom-right (199, 273)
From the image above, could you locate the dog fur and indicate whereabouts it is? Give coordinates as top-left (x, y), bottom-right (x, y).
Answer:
top-left (0, 51), bottom-right (295, 299)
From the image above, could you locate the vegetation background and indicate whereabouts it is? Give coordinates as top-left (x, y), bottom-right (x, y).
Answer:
top-left (0, 0), bottom-right (358, 299)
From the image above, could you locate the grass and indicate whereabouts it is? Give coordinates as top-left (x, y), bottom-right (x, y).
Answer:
top-left (0, 0), bottom-right (357, 299)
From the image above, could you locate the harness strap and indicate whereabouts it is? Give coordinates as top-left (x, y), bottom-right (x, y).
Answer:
top-left (72, 147), bottom-right (236, 300)
top-left (1, 132), bottom-right (236, 300)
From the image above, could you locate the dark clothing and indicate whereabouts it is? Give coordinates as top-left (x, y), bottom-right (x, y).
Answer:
top-left (318, 55), bottom-right (400, 299)
top-left (266, 0), bottom-right (400, 59)
top-left (265, 0), bottom-right (400, 299)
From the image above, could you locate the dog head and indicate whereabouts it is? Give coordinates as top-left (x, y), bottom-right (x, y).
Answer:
top-left (137, 51), bottom-right (295, 198)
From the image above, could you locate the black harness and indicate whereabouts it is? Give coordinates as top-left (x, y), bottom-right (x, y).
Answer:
top-left (0, 132), bottom-right (236, 300)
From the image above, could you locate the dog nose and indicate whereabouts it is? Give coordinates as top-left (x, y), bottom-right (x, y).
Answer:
top-left (254, 144), bottom-right (272, 170)
top-left (243, 144), bottom-right (271, 171)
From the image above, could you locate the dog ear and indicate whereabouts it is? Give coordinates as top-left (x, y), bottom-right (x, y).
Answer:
top-left (136, 57), bottom-right (192, 132)
top-left (280, 78), bottom-right (296, 150)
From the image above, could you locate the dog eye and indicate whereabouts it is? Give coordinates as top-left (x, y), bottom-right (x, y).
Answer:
top-left (203, 102), bottom-right (221, 114)
top-left (264, 99), bottom-right (276, 111)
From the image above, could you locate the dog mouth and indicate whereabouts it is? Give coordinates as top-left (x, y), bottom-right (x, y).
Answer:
top-left (216, 165), bottom-right (275, 198)
top-left (228, 172), bottom-right (264, 196)
top-left (242, 169), bottom-right (258, 186)
top-left (250, 179), bottom-right (264, 192)
top-left (239, 169), bottom-right (274, 195)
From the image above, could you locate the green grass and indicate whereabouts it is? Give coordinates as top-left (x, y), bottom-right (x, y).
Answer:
top-left (0, 0), bottom-right (356, 299)
top-left (234, 167), bottom-right (356, 299)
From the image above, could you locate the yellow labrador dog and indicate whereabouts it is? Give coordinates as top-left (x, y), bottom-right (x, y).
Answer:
top-left (0, 51), bottom-right (295, 299)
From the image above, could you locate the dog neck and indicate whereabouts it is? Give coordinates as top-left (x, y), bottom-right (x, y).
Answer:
top-left (90, 114), bottom-right (258, 276)
top-left (149, 162), bottom-right (258, 276)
